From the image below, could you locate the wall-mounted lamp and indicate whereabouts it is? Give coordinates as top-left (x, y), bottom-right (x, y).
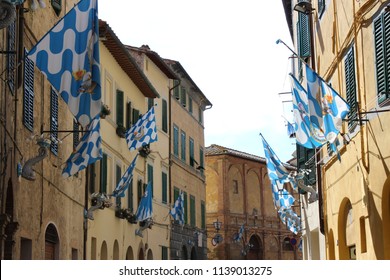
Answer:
top-left (293, 0), bottom-right (313, 15)
top-left (213, 219), bottom-right (222, 232)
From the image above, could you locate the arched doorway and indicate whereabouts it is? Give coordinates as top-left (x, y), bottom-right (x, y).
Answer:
top-left (138, 248), bottom-right (144, 260)
top-left (181, 245), bottom-right (188, 260)
top-left (126, 246), bottom-right (134, 260)
top-left (113, 240), bottom-right (119, 260)
top-left (338, 198), bottom-right (354, 260)
top-left (247, 235), bottom-right (263, 260)
top-left (190, 247), bottom-right (197, 259)
top-left (100, 241), bottom-right (108, 260)
top-left (147, 249), bottom-right (153, 260)
top-left (45, 224), bottom-right (59, 259)
top-left (328, 229), bottom-right (336, 260)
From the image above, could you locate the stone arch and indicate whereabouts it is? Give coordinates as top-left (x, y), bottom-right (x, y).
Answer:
top-left (328, 228), bottom-right (336, 260)
top-left (100, 241), bottom-right (108, 260)
top-left (228, 165), bottom-right (244, 214)
top-left (45, 223), bottom-right (59, 259)
top-left (113, 240), bottom-right (119, 260)
top-left (247, 234), bottom-right (263, 260)
top-left (383, 177), bottom-right (390, 259)
top-left (126, 246), bottom-right (134, 260)
top-left (338, 198), bottom-right (353, 260)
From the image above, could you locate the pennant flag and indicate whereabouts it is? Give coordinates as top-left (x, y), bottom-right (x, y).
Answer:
top-left (135, 182), bottom-right (153, 222)
top-left (306, 65), bottom-right (350, 145)
top-left (289, 74), bottom-right (326, 149)
top-left (110, 154), bottom-right (138, 198)
top-left (62, 116), bottom-right (102, 178)
top-left (170, 191), bottom-right (185, 225)
top-left (278, 208), bottom-right (301, 234)
top-left (27, 0), bottom-right (101, 128)
top-left (271, 181), bottom-right (295, 209)
top-left (233, 224), bottom-right (245, 242)
top-left (287, 121), bottom-right (296, 138)
top-left (260, 134), bottom-right (291, 185)
top-left (126, 106), bottom-right (158, 151)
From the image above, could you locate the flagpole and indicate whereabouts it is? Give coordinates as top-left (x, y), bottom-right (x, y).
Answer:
top-left (276, 39), bottom-right (310, 67)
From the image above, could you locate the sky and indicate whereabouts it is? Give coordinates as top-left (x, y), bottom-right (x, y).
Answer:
top-left (99, 0), bottom-right (296, 162)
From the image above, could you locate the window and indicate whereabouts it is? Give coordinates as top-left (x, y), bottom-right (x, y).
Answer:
top-left (181, 130), bottom-right (186, 162)
top-left (297, 2), bottom-right (311, 78)
top-left (116, 89), bottom-right (124, 126)
top-left (162, 246), bottom-right (168, 260)
top-left (184, 191), bottom-right (188, 224)
top-left (180, 86), bottom-right (187, 107)
top-left (189, 138), bottom-right (195, 167)
top-left (162, 99), bottom-right (168, 133)
top-left (296, 144), bottom-right (316, 189)
top-left (137, 179), bottom-right (144, 205)
top-left (173, 80), bottom-right (180, 100)
top-left (115, 164), bottom-right (122, 207)
top-left (45, 224), bottom-right (59, 260)
top-left (20, 238), bottom-right (32, 260)
top-left (147, 164), bottom-right (154, 197)
top-left (198, 107), bottom-right (203, 124)
top-left (189, 97), bottom-right (193, 114)
top-left (190, 195), bottom-right (196, 227)
top-left (162, 172), bottom-right (167, 204)
top-left (50, 88), bottom-right (59, 155)
top-left (7, 22), bottom-right (16, 95)
top-left (72, 248), bottom-right (78, 260)
top-left (345, 46), bottom-right (357, 129)
top-left (173, 125), bottom-right (179, 157)
top-left (127, 178), bottom-right (134, 212)
top-left (126, 101), bottom-right (132, 129)
top-left (51, 0), bottom-right (62, 16)
top-left (23, 49), bottom-right (34, 131)
top-left (233, 180), bottom-right (239, 194)
top-left (199, 148), bottom-right (204, 175)
top-left (148, 98), bottom-right (154, 110)
top-left (374, 11), bottom-right (390, 106)
top-left (100, 153), bottom-right (108, 193)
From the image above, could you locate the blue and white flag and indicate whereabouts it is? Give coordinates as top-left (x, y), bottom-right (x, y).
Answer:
top-left (278, 208), bottom-right (301, 234)
top-left (27, 0), bottom-right (101, 128)
top-left (306, 65), bottom-right (350, 145)
top-left (126, 106), bottom-right (158, 151)
top-left (62, 116), bottom-right (102, 178)
top-left (234, 223), bottom-right (245, 242)
top-left (260, 134), bottom-right (291, 185)
top-left (170, 191), bottom-right (184, 225)
top-left (287, 121), bottom-right (296, 138)
top-left (271, 181), bottom-right (295, 209)
top-left (136, 182), bottom-right (153, 222)
top-left (290, 74), bottom-right (326, 149)
top-left (111, 154), bottom-right (138, 198)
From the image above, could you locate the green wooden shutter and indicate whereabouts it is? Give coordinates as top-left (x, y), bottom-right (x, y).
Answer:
top-left (189, 138), bottom-right (195, 167)
top-left (173, 80), bottom-right (180, 100)
top-left (184, 191), bottom-right (188, 224)
top-left (189, 97), bottom-right (193, 114)
top-left (127, 178), bottom-right (134, 212)
top-left (50, 88), bottom-right (59, 155)
top-left (147, 164), bottom-right (154, 197)
top-left (174, 187), bottom-right (179, 203)
top-left (116, 90), bottom-right (124, 126)
top-left (115, 164), bottom-right (122, 207)
top-left (181, 130), bottom-right (186, 162)
top-left (190, 195), bottom-right (196, 227)
top-left (126, 101), bottom-right (132, 129)
top-left (7, 22), bottom-right (16, 95)
top-left (199, 148), bottom-right (204, 175)
top-left (198, 107), bottom-right (203, 124)
top-left (318, 0), bottom-right (325, 18)
top-left (132, 109), bottom-right (140, 124)
top-left (180, 86), bottom-right (187, 107)
top-left (23, 49), bottom-right (34, 131)
top-left (89, 163), bottom-right (96, 194)
top-left (148, 98), bottom-right (154, 110)
top-left (162, 99), bottom-right (168, 133)
top-left (137, 180), bottom-right (143, 205)
top-left (345, 46), bottom-right (357, 129)
top-left (173, 126), bottom-right (179, 156)
top-left (100, 153), bottom-right (107, 193)
top-left (298, 12), bottom-right (311, 58)
top-left (162, 172), bottom-right (167, 204)
top-left (162, 246), bottom-right (168, 260)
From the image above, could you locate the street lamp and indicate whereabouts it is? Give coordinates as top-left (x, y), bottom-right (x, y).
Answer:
top-left (293, 0), bottom-right (314, 15)
top-left (213, 219), bottom-right (222, 232)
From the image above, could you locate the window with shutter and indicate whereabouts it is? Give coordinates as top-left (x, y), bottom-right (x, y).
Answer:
top-left (162, 246), bottom-right (168, 260)
top-left (183, 192), bottom-right (188, 224)
top-left (374, 11), bottom-right (390, 106)
top-left (73, 120), bottom-right (80, 149)
top-left (148, 98), bottom-right (154, 110)
top-left (199, 148), bottom-right (204, 175)
top-left (180, 86), bottom-right (187, 107)
top-left (173, 80), bottom-right (180, 100)
top-left (137, 180), bottom-right (143, 205)
top-left (7, 22), bottom-right (16, 95)
top-left (198, 107), bottom-right (203, 124)
top-left (174, 187), bottom-right (179, 202)
top-left (190, 195), bottom-right (195, 227)
top-left (173, 125), bottom-right (179, 157)
top-left (201, 201), bottom-right (205, 229)
top-left (344, 46), bottom-right (357, 129)
top-left (162, 172), bottom-right (167, 204)
top-left (181, 130), bottom-right (186, 162)
top-left (147, 164), bottom-right (154, 197)
top-left (296, 144), bottom-right (316, 191)
top-left (126, 101), bottom-right (132, 129)
top-left (189, 97), bottom-right (193, 114)
top-left (23, 49), bottom-right (34, 131)
top-left (116, 90), bottom-right (124, 126)
top-left (127, 178), bottom-right (134, 212)
top-left (115, 164), bottom-right (122, 207)
top-left (132, 109), bottom-right (140, 124)
top-left (100, 153), bottom-right (107, 193)
top-left (189, 138), bottom-right (195, 167)
top-left (50, 88), bottom-right (59, 155)
top-left (162, 99), bottom-right (168, 133)
top-left (318, 0), bottom-right (325, 18)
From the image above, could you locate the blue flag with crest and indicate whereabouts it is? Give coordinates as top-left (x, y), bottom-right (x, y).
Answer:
top-left (126, 106), bottom-right (158, 151)
top-left (27, 0), bottom-right (101, 128)
top-left (170, 191), bottom-right (185, 225)
top-left (111, 154), bottom-right (138, 198)
top-left (62, 116), bottom-right (102, 178)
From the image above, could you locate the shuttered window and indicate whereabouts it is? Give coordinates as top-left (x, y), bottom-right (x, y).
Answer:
top-left (345, 46), bottom-right (357, 129)
top-left (296, 144), bottom-right (316, 191)
top-left (173, 80), bottom-right (180, 100)
top-left (183, 191), bottom-right (188, 224)
top-left (162, 246), bottom-right (168, 260)
top-left (297, 1), bottom-right (311, 79)
top-left (7, 22), bottom-right (16, 95)
top-left (126, 101), bottom-right (132, 129)
top-left (190, 195), bottom-right (195, 227)
top-left (199, 148), bottom-right (204, 175)
top-left (23, 49), bottom-right (34, 131)
top-left (318, 0), bottom-right (325, 18)
top-left (115, 164), bottom-right (122, 207)
top-left (127, 177), bottom-right (134, 212)
top-left (50, 88), bottom-right (59, 155)
top-left (147, 164), bottom-right (154, 197)
top-left (116, 90), bottom-right (124, 126)
top-left (73, 120), bottom-right (80, 150)
top-left (100, 153), bottom-right (107, 193)
top-left (189, 97), bottom-right (193, 114)
top-left (180, 86), bottom-right (187, 107)
top-left (189, 138), bottom-right (195, 167)
top-left (162, 99), bottom-right (168, 133)
top-left (374, 11), bottom-right (390, 106)
top-left (173, 125), bottom-right (179, 157)
top-left (201, 201), bottom-right (205, 229)
top-left (162, 172), bottom-right (167, 204)
top-left (181, 130), bottom-right (186, 162)
top-left (148, 98), bottom-right (154, 110)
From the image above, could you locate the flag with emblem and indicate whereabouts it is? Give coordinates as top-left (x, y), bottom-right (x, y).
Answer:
top-left (290, 74), bottom-right (326, 149)
top-left (271, 181), bottom-right (295, 209)
top-left (126, 106), bottom-right (158, 151)
top-left (233, 223), bottom-right (245, 242)
top-left (62, 116), bottom-right (102, 178)
top-left (135, 182), bottom-right (153, 222)
top-left (111, 154), bottom-right (138, 198)
top-left (27, 0), bottom-right (101, 128)
top-left (170, 190), bottom-right (185, 225)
